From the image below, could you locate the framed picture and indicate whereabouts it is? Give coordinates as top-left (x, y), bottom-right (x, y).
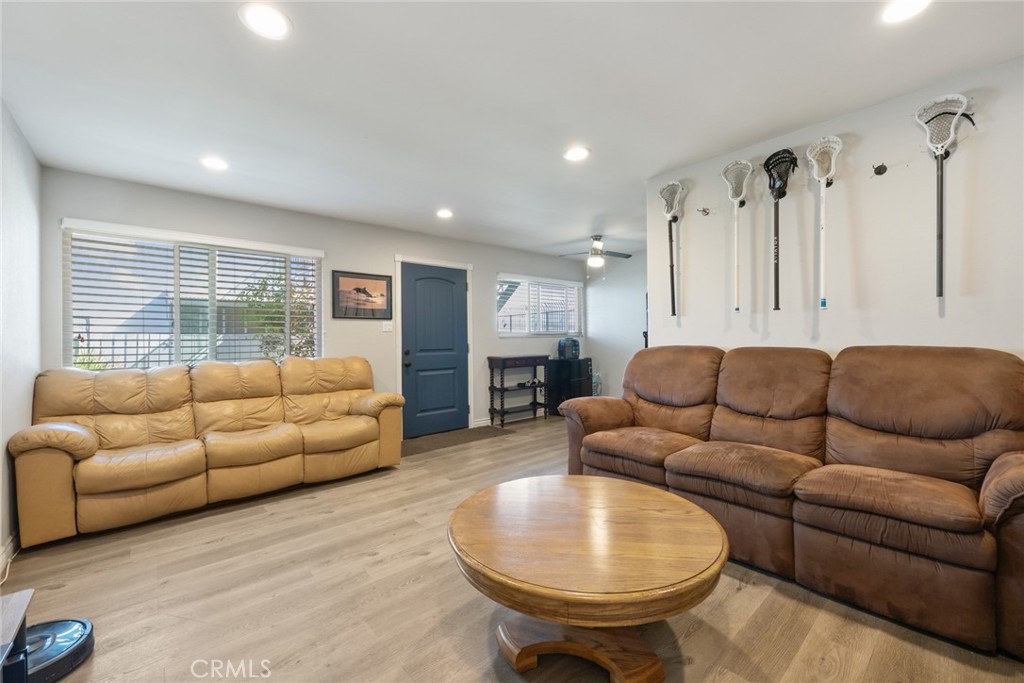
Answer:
top-left (331, 270), bottom-right (393, 320)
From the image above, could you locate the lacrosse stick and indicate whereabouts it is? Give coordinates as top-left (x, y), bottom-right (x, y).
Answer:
top-left (763, 149), bottom-right (798, 311)
top-left (806, 136), bottom-right (842, 310)
top-left (915, 93), bottom-right (970, 298)
top-left (721, 160), bottom-right (753, 312)
top-left (659, 182), bottom-right (686, 316)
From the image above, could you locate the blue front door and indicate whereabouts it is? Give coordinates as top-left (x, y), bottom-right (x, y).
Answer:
top-left (401, 262), bottom-right (469, 438)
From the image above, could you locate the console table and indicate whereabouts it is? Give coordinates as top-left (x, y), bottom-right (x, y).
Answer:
top-left (487, 355), bottom-right (548, 427)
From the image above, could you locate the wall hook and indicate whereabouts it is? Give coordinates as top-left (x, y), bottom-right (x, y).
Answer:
top-left (697, 207), bottom-right (711, 216)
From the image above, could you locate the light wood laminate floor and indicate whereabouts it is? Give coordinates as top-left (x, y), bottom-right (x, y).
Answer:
top-left (4, 417), bottom-right (1022, 682)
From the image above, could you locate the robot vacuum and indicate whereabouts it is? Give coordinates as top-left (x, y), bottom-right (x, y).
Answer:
top-left (25, 619), bottom-right (94, 683)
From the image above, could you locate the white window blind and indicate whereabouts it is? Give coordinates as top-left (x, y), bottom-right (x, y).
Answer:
top-left (64, 229), bottom-right (322, 369)
top-left (497, 274), bottom-right (582, 336)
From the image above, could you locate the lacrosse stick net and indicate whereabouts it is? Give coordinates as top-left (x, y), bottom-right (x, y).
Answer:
top-left (807, 136), bottom-right (842, 184)
top-left (763, 149), bottom-right (797, 311)
top-left (915, 93), bottom-right (968, 157)
top-left (807, 137), bottom-right (842, 310)
top-left (721, 161), bottom-right (753, 312)
top-left (722, 160), bottom-right (753, 204)
top-left (764, 148), bottom-right (798, 200)
top-left (659, 182), bottom-right (686, 316)
top-left (660, 182), bottom-right (685, 222)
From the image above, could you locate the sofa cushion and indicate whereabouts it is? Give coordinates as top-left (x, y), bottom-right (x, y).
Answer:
top-left (191, 359), bottom-right (285, 436)
top-left (794, 501), bottom-right (997, 571)
top-left (581, 427), bottom-right (702, 486)
top-left (280, 356), bottom-right (377, 424)
top-left (711, 347), bottom-right (831, 459)
top-left (203, 423), bottom-right (303, 468)
top-left (75, 440), bottom-right (206, 494)
top-left (622, 346), bottom-right (723, 439)
top-left (826, 346), bottom-right (1024, 488)
top-left (34, 365), bottom-right (195, 450)
top-left (665, 442), bottom-right (821, 517)
top-left (794, 464), bottom-right (984, 533)
top-left (298, 416), bottom-right (379, 455)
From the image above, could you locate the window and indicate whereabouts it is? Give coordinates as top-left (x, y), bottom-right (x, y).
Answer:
top-left (497, 274), bottom-right (582, 336)
top-left (63, 221), bottom-right (322, 369)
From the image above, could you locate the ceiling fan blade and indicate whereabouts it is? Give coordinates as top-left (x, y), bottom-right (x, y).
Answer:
top-left (604, 250), bottom-right (633, 259)
top-left (558, 251), bottom-right (589, 257)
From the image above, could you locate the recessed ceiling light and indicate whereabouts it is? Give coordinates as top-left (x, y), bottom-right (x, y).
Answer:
top-left (239, 3), bottom-right (292, 40)
top-left (881, 0), bottom-right (931, 24)
top-left (563, 146), bottom-right (591, 162)
top-left (436, 208), bottom-right (454, 219)
top-left (200, 156), bottom-right (229, 172)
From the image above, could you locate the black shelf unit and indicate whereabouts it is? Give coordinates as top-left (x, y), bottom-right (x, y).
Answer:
top-left (546, 358), bottom-right (593, 415)
top-left (487, 355), bottom-right (548, 427)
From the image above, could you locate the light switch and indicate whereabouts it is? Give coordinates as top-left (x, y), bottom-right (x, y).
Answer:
top-left (382, 321), bottom-right (393, 332)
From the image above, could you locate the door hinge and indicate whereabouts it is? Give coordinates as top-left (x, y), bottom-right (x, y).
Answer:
top-left (467, 404), bottom-right (471, 414)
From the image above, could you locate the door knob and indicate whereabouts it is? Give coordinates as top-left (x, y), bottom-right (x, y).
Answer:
top-left (403, 361), bottom-right (412, 367)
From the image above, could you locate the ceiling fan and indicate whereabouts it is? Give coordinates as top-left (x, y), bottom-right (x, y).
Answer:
top-left (559, 235), bottom-right (633, 268)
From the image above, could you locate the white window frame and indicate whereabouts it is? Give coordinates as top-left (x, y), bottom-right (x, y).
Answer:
top-left (496, 272), bottom-right (584, 338)
top-left (61, 217), bottom-right (325, 368)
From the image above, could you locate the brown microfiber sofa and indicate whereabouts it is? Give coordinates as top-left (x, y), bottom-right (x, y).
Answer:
top-left (559, 345), bottom-right (1024, 657)
top-left (7, 356), bottom-right (405, 548)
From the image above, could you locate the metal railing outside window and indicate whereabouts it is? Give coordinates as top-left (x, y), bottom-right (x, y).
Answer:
top-left (63, 227), bottom-right (322, 369)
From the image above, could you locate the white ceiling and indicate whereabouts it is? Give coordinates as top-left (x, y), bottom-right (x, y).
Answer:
top-left (3, 2), bottom-right (1022, 257)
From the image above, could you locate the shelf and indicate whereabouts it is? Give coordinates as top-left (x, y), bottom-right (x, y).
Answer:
top-left (488, 355), bottom-right (549, 427)
top-left (489, 403), bottom-right (545, 416)
top-left (494, 384), bottom-right (545, 393)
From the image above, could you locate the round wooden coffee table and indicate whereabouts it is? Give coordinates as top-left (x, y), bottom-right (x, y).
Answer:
top-left (447, 475), bottom-right (729, 683)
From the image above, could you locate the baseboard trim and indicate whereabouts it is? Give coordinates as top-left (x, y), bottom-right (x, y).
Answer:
top-left (1, 533), bottom-right (18, 570)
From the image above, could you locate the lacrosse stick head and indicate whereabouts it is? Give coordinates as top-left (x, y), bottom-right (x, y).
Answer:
top-left (807, 136), bottom-right (843, 183)
top-left (659, 181), bottom-right (686, 222)
top-left (915, 93), bottom-right (968, 157)
top-left (721, 160), bottom-right (753, 204)
top-left (764, 148), bottom-right (798, 200)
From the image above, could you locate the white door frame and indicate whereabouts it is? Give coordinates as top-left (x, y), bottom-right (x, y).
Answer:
top-left (394, 255), bottom-right (475, 429)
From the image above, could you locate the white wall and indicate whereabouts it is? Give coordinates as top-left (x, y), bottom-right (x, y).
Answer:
top-left (1, 104), bottom-right (42, 559)
top-left (647, 57), bottom-right (1024, 356)
top-left (585, 251), bottom-right (647, 395)
top-left (39, 169), bottom-right (595, 427)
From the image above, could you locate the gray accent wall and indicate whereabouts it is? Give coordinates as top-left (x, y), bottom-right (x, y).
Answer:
top-left (1, 104), bottom-right (42, 558)
top-left (38, 169), bottom-right (645, 429)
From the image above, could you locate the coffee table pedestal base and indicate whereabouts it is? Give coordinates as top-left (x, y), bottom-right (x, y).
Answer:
top-left (496, 615), bottom-right (665, 683)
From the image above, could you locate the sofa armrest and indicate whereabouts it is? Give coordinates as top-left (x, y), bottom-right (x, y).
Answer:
top-left (558, 397), bottom-right (635, 475)
top-left (6, 423), bottom-right (92, 547)
top-left (350, 392), bottom-right (406, 418)
top-left (7, 423), bottom-right (98, 461)
top-left (980, 450), bottom-right (1024, 527)
top-left (559, 396), bottom-right (635, 432)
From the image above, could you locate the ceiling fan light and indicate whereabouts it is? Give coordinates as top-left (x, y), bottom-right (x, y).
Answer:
top-left (592, 238), bottom-right (604, 250)
top-left (587, 254), bottom-right (605, 268)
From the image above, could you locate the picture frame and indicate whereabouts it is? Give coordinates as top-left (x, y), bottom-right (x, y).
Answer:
top-left (331, 270), bottom-right (393, 320)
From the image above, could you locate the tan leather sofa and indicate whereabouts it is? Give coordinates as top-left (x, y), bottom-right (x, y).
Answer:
top-left (559, 345), bottom-right (1024, 657)
top-left (7, 356), bottom-right (404, 548)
